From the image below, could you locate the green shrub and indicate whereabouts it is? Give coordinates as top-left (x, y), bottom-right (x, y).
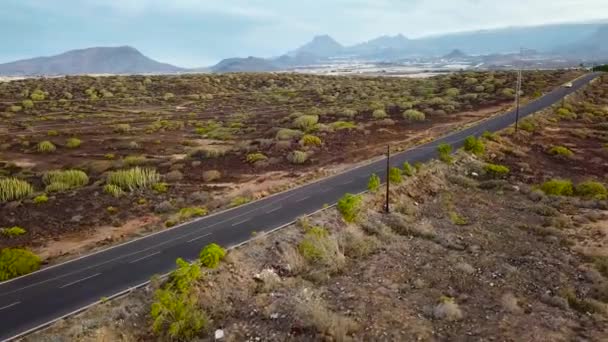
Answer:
top-left (540, 179), bottom-right (574, 196)
top-left (152, 182), bottom-right (168, 193)
top-left (276, 128), bottom-right (303, 140)
top-left (482, 131), bottom-right (499, 142)
top-left (389, 167), bottom-right (402, 184)
top-left (0, 248), bottom-right (41, 281)
top-left (66, 137), bottom-right (82, 148)
top-left (519, 119), bottom-right (536, 132)
top-left (287, 150), bottom-right (308, 164)
top-left (151, 284), bottom-right (206, 340)
top-left (483, 163), bottom-right (510, 178)
top-left (337, 193), bottom-right (362, 223)
top-left (113, 123), bottom-right (131, 133)
top-left (230, 196), bottom-right (251, 207)
top-left (437, 143), bottom-right (453, 163)
top-left (0, 226), bottom-right (26, 237)
top-left (47, 130), bottom-right (59, 137)
top-left (22, 99), bottom-right (34, 109)
top-left (30, 89), bottom-right (46, 101)
top-left (298, 226), bottom-right (330, 262)
top-left (0, 178), bottom-right (34, 202)
top-left (163, 92), bottom-right (175, 101)
top-left (368, 173), bottom-right (380, 192)
top-left (372, 109), bottom-right (388, 119)
top-left (199, 243), bottom-right (226, 269)
top-left (107, 167), bottom-right (160, 191)
top-left (575, 181), bottom-right (607, 200)
top-left (33, 194), bottom-right (48, 204)
top-left (10, 105), bottom-right (22, 112)
top-left (103, 184), bottom-right (124, 198)
top-left (463, 136), bottom-right (485, 156)
top-left (403, 162), bottom-right (414, 177)
top-left (293, 115), bottom-right (319, 131)
top-left (403, 109), bottom-right (425, 122)
top-left (43, 170), bottom-right (89, 192)
top-left (556, 107), bottom-right (577, 120)
top-left (548, 145), bottom-right (574, 157)
top-left (37, 141), bottom-right (56, 153)
top-left (178, 207), bottom-right (208, 220)
top-left (246, 153), bottom-right (268, 164)
top-left (449, 212), bottom-right (468, 225)
top-left (299, 134), bottom-right (322, 147)
top-left (123, 155), bottom-right (147, 166)
top-left (330, 121), bottom-right (357, 130)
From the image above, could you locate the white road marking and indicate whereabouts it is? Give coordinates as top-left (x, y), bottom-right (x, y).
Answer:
top-left (266, 205), bottom-right (282, 214)
top-left (295, 195), bottom-right (310, 202)
top-left (129, 251), bottom-right (161, 263)
top-left (0, 301), bottom-right (20, 311)
top-left (318, 187), bottom-right (331, 193)
top-left (231, 218), bottom-right (251, 227)
top-left (187, 233), bottom-right (212, 243)
top-left (341, 179), bottom-right (354, 185)
top-left (59, 273), bottom-right (101, 289)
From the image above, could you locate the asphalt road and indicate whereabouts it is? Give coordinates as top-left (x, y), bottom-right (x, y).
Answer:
top-left (0, 72), bottom-right (601, 341)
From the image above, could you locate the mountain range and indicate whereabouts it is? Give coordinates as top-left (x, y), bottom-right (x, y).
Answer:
top-left (0, 20), bottom-right (606, 76)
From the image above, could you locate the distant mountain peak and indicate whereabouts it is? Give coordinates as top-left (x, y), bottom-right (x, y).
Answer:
top-left (442, 49), bottom-right (469, 59)
top-left (290, 34), bottom-right (344, 58)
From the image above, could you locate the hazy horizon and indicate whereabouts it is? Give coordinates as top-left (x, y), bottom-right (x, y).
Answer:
top-left (2, 0), bottom-right (607, 67)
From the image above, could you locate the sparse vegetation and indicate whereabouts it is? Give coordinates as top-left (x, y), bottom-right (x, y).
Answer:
top-left (43, 170), bottom-right (89, 192)
top-left (0, 248), bottom-right (41, 281)
top-left (463, 135), bottom-right (485, 156)
top-left (106, 167), bottom-right (160, 192)
top-left (0, 177), bottom-right (34, 204)
top-left (37, 140), bottom-right (56, 153)
top-left (389, 167), bottom-right (402, 184)
top-left (337, 193), bottom-right (362, 223)
top-left (540, 179), bottom-right (574, 196)
top-left (403, 109), bottom-right (425, 121)
top-left (199, 243), bottom-right (226, 269)
top-left (575, 181), bottom-right (607, 200)
top-left (0, 226), bottom-right (26, 237)
top-left (437, 143), bottom-right (453, 163)
top-left (65, 137), bottom-right (82, 148)
top-left (483, 163), bottom-right (510, 178)
top-left (368, 173), bottom-right (380, 192)
top-left (402, 162), bottom-right (414, 177)
top-left (287, 150), bottom-right (308, 164)
top-left (548, 145), bottom-right (574, 157)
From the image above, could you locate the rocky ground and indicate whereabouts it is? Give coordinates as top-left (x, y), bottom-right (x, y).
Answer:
top-left (25, 74), bottom-right (608, 342)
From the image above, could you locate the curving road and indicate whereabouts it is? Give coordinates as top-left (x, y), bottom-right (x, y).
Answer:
top-left (0, 72), bottom-right (601, 341)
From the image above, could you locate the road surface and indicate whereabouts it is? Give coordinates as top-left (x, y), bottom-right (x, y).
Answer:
top-left (0, 72), bottom-right (601, 341)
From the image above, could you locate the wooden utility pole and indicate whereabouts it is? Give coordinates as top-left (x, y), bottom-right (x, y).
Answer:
top-left (385, 145), bottom-right (390, 213)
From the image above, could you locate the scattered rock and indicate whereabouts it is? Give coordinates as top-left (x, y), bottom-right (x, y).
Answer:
top-left (154, 201), bottom-right (174, 214)
top-left (455, 262), bottom-right (475, 275)
top-left (433, 298), bottom-right (463, 321)
top-left (215, 329), bottom-right (224, 340)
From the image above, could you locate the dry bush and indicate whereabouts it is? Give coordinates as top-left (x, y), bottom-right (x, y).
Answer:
top-left (295, 296), bottom-right (358, 341)
top-left (383, 213), bottom-right (436, 239)
top-left (281, 245), bottom-right (308, 275)
top-left (338, 225), bottom-right (380, 259)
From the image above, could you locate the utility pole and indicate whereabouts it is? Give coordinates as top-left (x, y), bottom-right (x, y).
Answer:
top-left (385, 144), bottom-right (390, 214)
top-left (514, 48), bottom-right (523, 133)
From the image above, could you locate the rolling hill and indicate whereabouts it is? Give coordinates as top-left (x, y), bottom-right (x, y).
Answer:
top-left (0, 46), bottom-right (184, 76)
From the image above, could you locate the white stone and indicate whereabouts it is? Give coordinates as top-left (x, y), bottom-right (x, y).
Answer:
top-left (215, 329), bottom-right (224, 340)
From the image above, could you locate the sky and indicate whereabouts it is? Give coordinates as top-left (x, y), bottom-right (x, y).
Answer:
top-left (1, 0), bottom-right (607, 67)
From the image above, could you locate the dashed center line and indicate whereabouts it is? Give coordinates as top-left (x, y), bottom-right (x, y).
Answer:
top-left (318, 187), bottom-right (331, 193)
top-left (265, 206), bottom-right (282, 214)
top-left (231, 218), bottom-right (251, 227)
top-left (0, 301), bottom-right (20, 311)
top-left (129, 251), bottom-right (161, 263)
top-left (340, 179), bottom-right (354, 185)
top-left (187, 233), bottom-right (212, 243)
top-left (59, 273), bottom-right (101, 289)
